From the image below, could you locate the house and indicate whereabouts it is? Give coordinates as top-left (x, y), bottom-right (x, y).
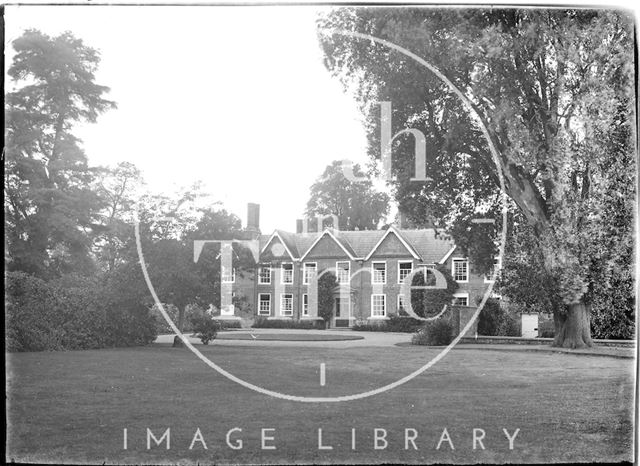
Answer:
top-left (221, 204), bottom-right (489, 333)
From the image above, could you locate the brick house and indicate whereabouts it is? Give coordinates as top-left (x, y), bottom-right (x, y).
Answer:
top-left (222, 204), bottom-right (491, 332)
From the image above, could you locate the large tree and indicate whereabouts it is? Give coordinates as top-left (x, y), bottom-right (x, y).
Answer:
top-left (5, 29), bottom-right (116, 278)
top-left (306, 160), bottom-right (390, 231)
top-left (319, 8), bottom-right (635, 347)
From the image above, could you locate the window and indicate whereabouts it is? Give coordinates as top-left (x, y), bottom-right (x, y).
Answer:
top-left (398, 261), bottom-right (413, 284)
top-left (221, 266), bottom-right (235, 283)
top-left (336, 261), bottom-right (350, 284)
top-left (303, 262), bottom-right (317, 285)
top-left (484, 257), bottom-right (501, 283)
top-left (258, 294), bottom-right (271, 316)
top-left (258, 266), bottom-right (271, 284)
top-left (281, 263), bottom-right (294, 284)
top-left (452, 293), bottom-right (469, 307)
top-left (371, 294), bottom-right (386, 317)
top-left (302, 294), bottom-right (309, 316)
top-left (372, 261), bottom-right (387, 284)
top-left (280, 293), bottom-right (293, 316)
top-left (452, 258), bottom-right (469, 282)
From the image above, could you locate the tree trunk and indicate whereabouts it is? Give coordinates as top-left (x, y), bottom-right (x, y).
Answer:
top-left (552, 301), bottom-right (593, 348)
top-left (172, 306), bottom-right (186, 348)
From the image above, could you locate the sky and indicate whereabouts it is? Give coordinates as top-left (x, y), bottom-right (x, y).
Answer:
top-left (4, 5), bottom-right (377, 233)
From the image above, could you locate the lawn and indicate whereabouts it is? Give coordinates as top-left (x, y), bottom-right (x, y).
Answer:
top-left (6, 342), bottom-right (635, 464)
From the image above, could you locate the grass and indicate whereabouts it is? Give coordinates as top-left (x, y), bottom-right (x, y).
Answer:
top-left (6, 343), bottom-right (635, 464)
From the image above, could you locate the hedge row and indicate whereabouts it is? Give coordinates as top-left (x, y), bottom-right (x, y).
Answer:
top-left (6, 272), bottom-right (158, 352)
top-left (352, 315), bottom-right (423, 333)
top-left (251, 317), bottom-right (326, 330)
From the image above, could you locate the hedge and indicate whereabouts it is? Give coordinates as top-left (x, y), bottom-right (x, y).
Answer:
top-left (6, 272), bottom-right (158, 352)
top-left (352, 315), bottom-right (423, 333)
top-left (251, 317), bottom-right (326, 329)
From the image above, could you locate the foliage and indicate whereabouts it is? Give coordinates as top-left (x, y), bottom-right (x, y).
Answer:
top-left (5, 30), bottom-right (116, 278)
top-left (352, 315), bottom-right (423, 333)
top-left (319, 9), bottom-right (635, 347)
top-left (305, 160), bottom-right (390, 231)
top-left (251, 318), bottom-right (325, 330)
top-left (411, 319), bottom-right (454, 346)
top-left (190, 314), bottom-right (220, 345)
top-left (6, 271), bottom-right (157, 352)
top-left (317, 270), bottom-right (338, 324)
top-left (408, 265), bottom-right (458, 318)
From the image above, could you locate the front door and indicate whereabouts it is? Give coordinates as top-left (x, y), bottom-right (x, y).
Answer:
top-left (334, 297), bottom-right (350, 327)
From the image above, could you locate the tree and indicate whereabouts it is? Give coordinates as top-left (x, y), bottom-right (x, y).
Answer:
top-left (317, 270), bottom-right (338, 327)
top-left (5, 29), bottom-right (116, 278)
top-left (92, 162), bottom-right (144, 272)
top-left (319, 9), bottom-right (635, 347)
top-left (305, 160), bottom-right (390, 231)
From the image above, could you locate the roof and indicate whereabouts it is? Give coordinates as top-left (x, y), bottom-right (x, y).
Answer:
top-left (257, 226), bottom-right (455, 263)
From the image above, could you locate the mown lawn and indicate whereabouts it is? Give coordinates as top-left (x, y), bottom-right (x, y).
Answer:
top-left (6, 343), bottom-right (635, 464)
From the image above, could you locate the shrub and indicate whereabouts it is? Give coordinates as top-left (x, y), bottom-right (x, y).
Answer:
top-left (251, 317), bottom-right (325, 329)
top-left (411, 319), bottom-right (454, 346)
top-left (217, 320), bottom-right (242, 330)
top-left (477, 299), bottom-right (503, 336)
top-left (499, 314), bottom-right (521, 337)
top-left (190, 315), bottom-right (220, 345)
top-left (6, 271), bottom-right (158, 352)
top-left (352, 315), bottom-right (423, 333)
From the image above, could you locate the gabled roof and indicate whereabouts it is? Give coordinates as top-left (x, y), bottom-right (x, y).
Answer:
top-left (299, 229), bottom-right (357, 261)
top-left (364, 226), bottom-right (421, 261)
top-left (260, 230), bottom-right (297, 260)
top-left (257, 226), bottom-right (455, 264)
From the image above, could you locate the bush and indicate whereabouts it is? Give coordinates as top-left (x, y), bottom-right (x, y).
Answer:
top-left (217, 320), bottom-right (242, 330)
top-left (477, 299), bottom-right (503, 336)
top-left (499, 314), bottom-right (521, 337)
top-left (6, 271), bottom-right (158, 352)
top-left (190, 315), bottom-right (220, 344)
top-left (352, 315), bottom-right (423, 333)
top-left (251, 317), bottom-right (325, 329)
top-left (411, 319), bottom-right (454, 346)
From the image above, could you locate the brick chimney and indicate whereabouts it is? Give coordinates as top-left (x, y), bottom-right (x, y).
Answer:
top-left (296, 219), bottom-right (303, 234)
top-left (246, 203), bottom-right (260, 238)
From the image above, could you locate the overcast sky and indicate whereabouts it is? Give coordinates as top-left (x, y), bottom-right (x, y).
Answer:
top-left (5, 5), bottom-right (375, 233)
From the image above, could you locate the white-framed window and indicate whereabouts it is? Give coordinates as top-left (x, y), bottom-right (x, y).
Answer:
top-left (281, 263), bottom-right (294, 284)
top-left (371, 294), bottom-right (386, 317)
top-left (397, 294), bottom-right (405, 313)
top-left (302, 294), bottom-right (309, 316)
top-left (452, 258), bottom-right (469, 283)
top-left (258, 293), bottom-right (271, 316)
top-left (303, 262), bottom-right (317, 285)
top-left (280, 293), bottom-right (293, 316)
top-left (221, 266), bottom-right (235, 283)
top-left (258, 266), bottom-right (271, 284)
top-left (336, 261), bottom-right (350, 284)
top-left (398, 260), bottom-right (413, 284)
top-left (484, 257), bottom-right (502, 283)
top-left (372, 261), bottom-right (387, 284)
top-left (452, 292), bottom-right (469, 307)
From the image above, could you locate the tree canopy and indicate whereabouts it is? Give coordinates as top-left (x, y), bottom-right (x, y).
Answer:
top-left (318, 8), bottom-right (635, 346)
top-left (305, 160), bottom-right (390, 231)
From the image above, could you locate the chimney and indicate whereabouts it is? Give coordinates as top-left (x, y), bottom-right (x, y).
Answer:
top-left (296, 219), bottom-right (303, 234)
top-left (246, 203), bottom-right (260, 238)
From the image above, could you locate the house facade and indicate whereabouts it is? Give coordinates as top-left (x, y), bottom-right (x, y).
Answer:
top-left (222, 204), bottom-right (492, 329)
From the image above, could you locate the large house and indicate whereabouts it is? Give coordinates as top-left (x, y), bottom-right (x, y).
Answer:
top-left (222, 204), bottom-right (491, 329)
